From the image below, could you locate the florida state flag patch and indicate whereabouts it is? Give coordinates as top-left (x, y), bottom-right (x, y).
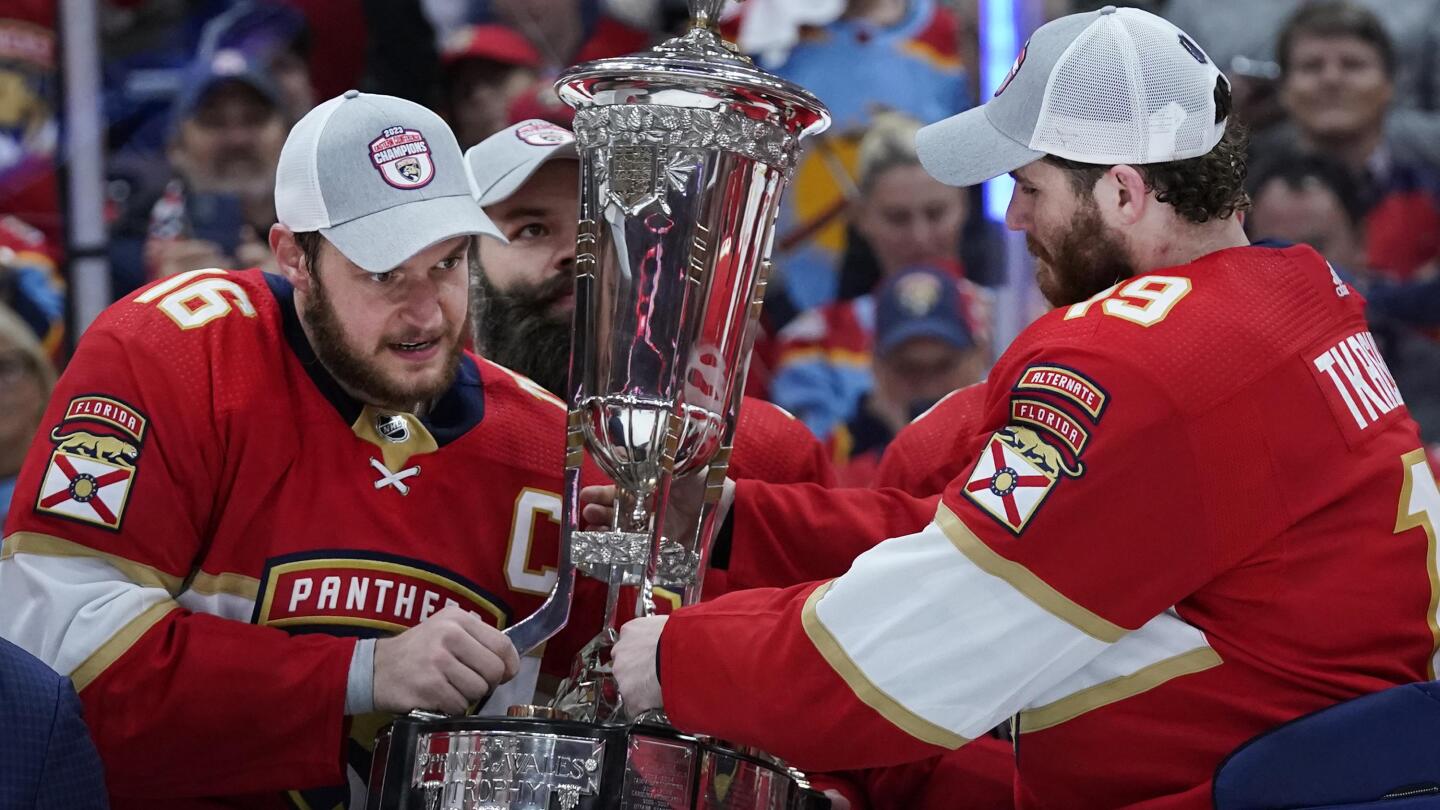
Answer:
top-left (962, 426), bottom-right (1083, 535)
top-left (34, 396), bottom-right (147, 530)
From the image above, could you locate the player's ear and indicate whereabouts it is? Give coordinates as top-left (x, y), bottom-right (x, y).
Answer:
top-left (1104, 165), bottom-right (1148, 226)
top-left (269, 224), bottom-right (312, 293)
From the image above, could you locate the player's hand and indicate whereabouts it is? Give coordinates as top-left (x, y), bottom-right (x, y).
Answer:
top-left (580, 476), bottom-right (735, 535)
top-left (613, 615), bottom-right (667, 715)
top-left (579, 483), bottom-right (619, 528)
top-left (372, 604), bottom-right (521, 715)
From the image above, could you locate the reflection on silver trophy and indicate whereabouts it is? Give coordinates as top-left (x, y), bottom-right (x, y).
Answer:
top-left (367, 1), bottom-right (830, 806)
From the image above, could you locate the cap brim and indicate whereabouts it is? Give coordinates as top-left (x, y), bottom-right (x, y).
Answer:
top-left (877, 320), bottom-right (974, 356)
top-left (916, 105), bottom-right (1045, 188)
top-left (322, 194), bottom-right (504, 273)
top-left (469, 141), bottom-right (578, 207)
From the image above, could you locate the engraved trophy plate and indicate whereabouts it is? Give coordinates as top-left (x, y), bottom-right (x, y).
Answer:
top-left (622, 735), bottom-right (696, 808)
top-left (411, 730), bottom-right (604, 810)
top-left (370, 2), bottom-right (832, 806)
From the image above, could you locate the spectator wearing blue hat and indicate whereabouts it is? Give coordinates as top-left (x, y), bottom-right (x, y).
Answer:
top-left (830, 265), bottom-right (988, 486)
top-left (141, 47), bottom-right (288, 282)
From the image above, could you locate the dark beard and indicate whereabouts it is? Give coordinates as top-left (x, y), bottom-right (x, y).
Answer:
top-left (303, 272), bottom-right (463, 410)
top-left (1029, 199), bottom-right (1137, 307)
top-left (472, 270), bottom-right (574, 398)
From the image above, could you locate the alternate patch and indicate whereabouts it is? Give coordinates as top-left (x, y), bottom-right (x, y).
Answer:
top-left (1014, 364), bottom-right (1108, 421)
top-left (1011, 398), bottom-right (1089, 455)
top-left (253, 552), bottom-right (511, 634)
top-left (35, 427), bottom-right (143, 530)
top-left (994, 39), bottom-right (1029, 97)
top-left (370, 126), bottom-right (435, 189)
top-left (61, 395), bottom-right (147, 442)
top-left (515, 120), bottom-right (575, 147)
top-left (963, 426), bottom-right (1083, 535)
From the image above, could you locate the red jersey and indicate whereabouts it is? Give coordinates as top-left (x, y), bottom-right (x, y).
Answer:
top-left (874, 382), bottom-right (989, 495)
top-left (655, 244), bottom-right (1438, 807)
top-left (0, 268), bottom-right (579, 808)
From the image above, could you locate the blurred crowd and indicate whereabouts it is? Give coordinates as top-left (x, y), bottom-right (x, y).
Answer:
top-left (1, 0), bottom-right (1438, 516)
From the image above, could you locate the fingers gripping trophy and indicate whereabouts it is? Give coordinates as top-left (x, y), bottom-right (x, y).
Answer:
top-left (365, 2), bottom-right (831, 808)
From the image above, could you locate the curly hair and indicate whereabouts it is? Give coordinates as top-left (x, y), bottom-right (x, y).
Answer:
top-left (1043, 123), bottom-right (1252, 225)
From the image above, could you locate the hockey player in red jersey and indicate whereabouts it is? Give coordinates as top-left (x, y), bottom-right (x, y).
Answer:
top-left (0, 92), bottom-right (576, 809)
top-left (606, 8), bottom-right (1440, 808)
top-left (464, 119), bottom-right (835, 495)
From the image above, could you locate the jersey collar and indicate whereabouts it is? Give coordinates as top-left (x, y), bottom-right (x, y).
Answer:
top-left (263, 273), bottom-right (485, 446)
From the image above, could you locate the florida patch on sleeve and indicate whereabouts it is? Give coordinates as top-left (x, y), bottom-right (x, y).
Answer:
top-left (34, 396), bottom-right (147, 531)
top-left (962, 426), bottom-right (1084, 535)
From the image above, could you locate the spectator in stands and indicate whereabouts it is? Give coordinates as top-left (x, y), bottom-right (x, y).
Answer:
top-left (761, 0), bottom-right (972, 312)
top-left (200, 1), bottom-right (316, 124)
top-left (0, 215), bottom-right (64, 359)
top-left (1245, 151), bottom-right (1367, 270)
top-left (1255, 0), bottom-right (1440, 282)
top-left (0, 636), bottom-right (108, 809)
top-left (1164, 0), bottom-right (1440, 128)
top-left (143, 47), bottom-right (287, 280)
top-left (770, 114), bottom-right (989, 441)
top-left (0, 303), bottom-right (53, 525)
top-left (831, 266), bottom-right (986, 486)
top-left (439, 24), bottom-right (544, 148)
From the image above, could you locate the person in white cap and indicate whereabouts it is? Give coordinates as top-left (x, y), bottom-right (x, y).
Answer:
top-left (603, 7), bottom-right (1436, 806)
top-left (463, 120), bottom-right (838, 492)
top-left (0, 91), bottom-right (582, 808)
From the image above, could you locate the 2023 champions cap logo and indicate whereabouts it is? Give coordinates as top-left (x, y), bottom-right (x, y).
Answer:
top-left (369, 126), bottom-right (435, 189)
top-left (514, 121), bottom-right (574, 147)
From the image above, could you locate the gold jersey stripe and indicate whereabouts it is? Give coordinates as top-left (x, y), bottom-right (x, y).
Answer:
top-left (2, 531), bottom-right (259, 600)
top-left (1017, 645), bottom-right (1222, 733)
top-left (3, 531), bottom-right (185, 594)
top-left (187, 569), bottom-right (262, 600)
top-left (70, 599), bottom-right (174, 691)
top-left (935, 505), bottom-right (1129, 644)
top-left (801, 581), bottom-right (971, 750)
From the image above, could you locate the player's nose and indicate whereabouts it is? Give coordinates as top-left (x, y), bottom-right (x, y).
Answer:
top-left (395, 278), bottom-right (446, 329)
top-left (1005, 187), bottom-right (1031, 232)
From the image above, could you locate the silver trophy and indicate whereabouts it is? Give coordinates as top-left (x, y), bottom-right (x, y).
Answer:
top-left (367, 2), bottom-right (829, 806)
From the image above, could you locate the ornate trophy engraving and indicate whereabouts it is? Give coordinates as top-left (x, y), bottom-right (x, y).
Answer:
top-left (368, 2), bottom-right (829, 806)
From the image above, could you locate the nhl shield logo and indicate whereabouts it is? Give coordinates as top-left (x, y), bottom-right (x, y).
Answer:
top-left (962, 426), bottom-right (1082, 534)
top-left (370, 126), bottom-right (435, 189)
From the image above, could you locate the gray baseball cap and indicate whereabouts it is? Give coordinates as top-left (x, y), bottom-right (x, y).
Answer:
top-left (464, 119), bottom-right (578, 207)
top-left (916, 6), bottom-right (1227, 188)
top-left (274, 90), bottom-right (504, 272)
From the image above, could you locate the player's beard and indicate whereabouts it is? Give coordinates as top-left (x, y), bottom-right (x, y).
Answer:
top-left (1028, 198), bottom-right (1137, 308)
top-left (302, 272), bottom-right (464, 411)
top-left (472, 269), bottom-right (573, 398)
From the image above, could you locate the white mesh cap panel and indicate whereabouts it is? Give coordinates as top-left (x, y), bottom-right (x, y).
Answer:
top-left (273, 94), bottom-right (346, 231)
top-left (1030, 8), bottom-right (1223, 165)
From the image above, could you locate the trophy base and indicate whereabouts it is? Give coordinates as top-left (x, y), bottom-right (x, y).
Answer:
top-left (367, 713), bottom-right (828, 810)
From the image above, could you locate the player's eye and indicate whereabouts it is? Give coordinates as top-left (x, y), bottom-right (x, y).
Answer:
top-left (371, 270), bottom-right (398, 285)
top-left (516, 223), bottom-right (549, 240)
top-left (436, 256), bottom-right (462, 271)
